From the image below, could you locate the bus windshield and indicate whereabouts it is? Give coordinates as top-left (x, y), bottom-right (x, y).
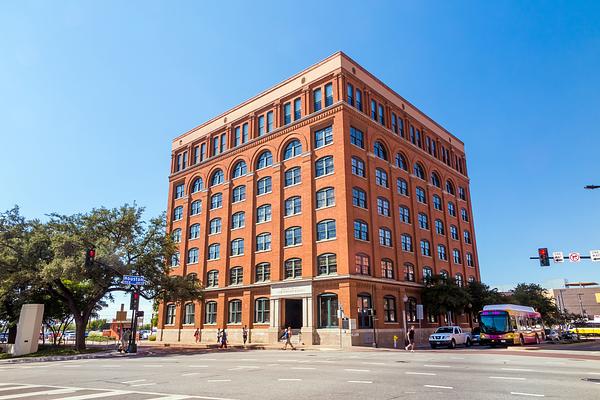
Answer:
top-left (480, 312), bottom-right (510, 334)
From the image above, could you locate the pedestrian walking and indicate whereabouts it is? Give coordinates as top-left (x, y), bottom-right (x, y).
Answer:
top-left (282, 326), bottom-right (296, 350)
top-left (220, 329), bottom-right (228, 349)
top-left (217, 329), bottom-right (221, 344)
top-left (194, 328), bottom-right (200, 343)
top-left (242, 325), bottom-right (248, 346)
top-left (405, 326), bottom-right (415, 352)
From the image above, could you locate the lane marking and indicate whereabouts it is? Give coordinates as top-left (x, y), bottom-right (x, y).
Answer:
top-left (344, 368), bottom-right (370, 372)
top-left (121, 379), bottom-right (147, 384)
top-left (182, 373), bottom-right (202, 377)
top-left (237, 358), bottom-right (258, 361)
top-left (423, 364), bottom-right (451, 368)
top-left (277, 359), bottom-right (298, 362)
top-left (587, 372), bottom-right (600, 375)
top-left (267, 363), bottom-right (280, 366)
top-left (0, 388), bottom-right (78, 399)
top-left (544, 361), bottom-right (564, 365)
top-left (347, 381), bottom-right (372, 384)
top-left (99, 365), bottom-right (121, 368)
top-left (450, 357), bottom-right (465, 360)
top-left (502, 368), bottom-right (534, 372)
top-left (145, 396), bottom-right (189, 400)
top-left (63, 365), bottom-right (83, 368)
top-left (362, 362), bottom-right (385, 365)
top-left (277, 379), bottom-right (301, 381)
top-left (188, 365), bottom-right (209, 368)
top-left (207, 380), bottom-right (232, 383)
top-left (131, 383), bottom-right (157, 387)
top-left (291, 367), bottom-right (316, 370)
top-left (510, 392), bottom-right (545, 397)
top-left (424, 385), bottom-right (453, 389)
top-left (406, 372), bottom-right (436, 376)
top-left (143, 364), bottom-right (164, 368)
top-left (0, 386), bottom-right (31, 392)
top-left (489, 376), bottom-right (526, 380)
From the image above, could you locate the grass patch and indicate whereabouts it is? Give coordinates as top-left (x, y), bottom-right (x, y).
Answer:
top-left (0, 344), bottom-right (105, 359)
top-left (86, 335), bottom-right (114, 342)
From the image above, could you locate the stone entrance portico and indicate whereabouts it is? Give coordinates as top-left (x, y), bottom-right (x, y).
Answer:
top-left (269, 280), bottom-right (314, 344)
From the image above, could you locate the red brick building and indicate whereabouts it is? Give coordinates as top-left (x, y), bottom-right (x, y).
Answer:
top-left (157, 52), bottom-right (480, 347)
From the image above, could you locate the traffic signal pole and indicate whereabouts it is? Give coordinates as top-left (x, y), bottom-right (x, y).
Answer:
top-left (128, 289), bottom-right (140, 353)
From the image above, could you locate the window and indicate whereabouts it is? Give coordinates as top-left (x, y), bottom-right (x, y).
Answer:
top-left (395, 153), bottom-right (407, 170)
top-left (207, 270), bottom-right (219, 287)
top-left (371, 99), bottom-right (377, 120)
top-left (352, 187), bottom-right (367, 208)
top-left (266, 111), bottom-right (273, 133)
top-left (205, 301), bottom-right (217, 324)
top-left (200, 143), bottom-right (206, 161)
top-left (173, 206), bottom-right (183, 221)
top-left (435, 219), bottom-right (445, 235)
top-left (431, 172), bottom-right (441, 188)
top-left (401, 234), bottom-right (413, 252)
top-left (220, 134), bottom-right (226, 153)
top-left (230, 239), bottom-right (244, 256)
top-left (391, 113), bottom-right (397, 133)
top-left (294, 98), bottom-right (302, 120)
top-left (351, 157), bottom-right (365, 177)
top-left (284, 258), bottom-right (302, 279)
top-left (229, 266), bottom-right (243, 285)
top-left (209, 218), bottom-right (222, 234)
top-left (192, 178), bottom-right (203, 193)
top-left (438, 244), bottom-right (447, 261)
top-left (446, 180), bottom-right (455, 195)
top-left (317, 219), bottom-right (336, 240)
top-left (459, 187), bottom-right (466, 200)
top-left (381, 259), bottom-right (394, 279)
top-left (414, 163), bottom-right (425, 180)
top-left (188, 248), bottom-right (198, 263)
top-left (384, 296), bottom-right (397, 322)
top-left (256, 151), bottom-right (273, 169)
top-left (171, 228), bottom-right (181, 243)
top-left (416, 187), bottom-right (426, 203)
top-left (228, 300), bottom-right (242, 324)
top-left (256, 204), bottom-right (272, 223)
top-left (232, 185), bottom-right (246, 203)
top-left (355, 253), bottom-right (370, 275)
top-left (448, 202), bottom-right (456, 217)
top-left (257, 177), bottom-right (272, 195)
top-left (440, 270), bottom-right (449, 281)
top-left (453, 249), bottom-right (462, 264)
top-left (455, 273), bottom-right (464, 287)
top-left (357, 293), bottom-right (372, 328)
top-left (283, 139), bottom-right (302, 160)
top-left (165, 304), bottom-right (176, 325)
top-left (255, 263), bottom-right (271, 282)
top-left (379, 228), bottom-right (392, 247)
top-left (355, 89), bottom-right (362, 111)
top-left (212, 136), bottom-right (219, 156)
top-left (171, 252), bottom-right (180, 267)
top-left (405, 263), bottom-right (415, 282)
top-left (283, 102), bottom-right (291, 125)
top-left (420, 239), bottom-right (431, 256)
top-left (450, 225), bottom-right (458, 240)
top-left (258, 115), bottom-right (265, 136)
top-left (350, 126), bottom-right (364, 148)
top-left (353, 220), bottom-right (369, 241)
top-left (284, 167), bottom-right (301, 186)
top-left (399, 206), bottom-right (410, 223)
top-left (347, 83), bottom-right (354, 105)
top-left (377, 197), bottom-right (390, 216)
top-left (189, 223), bottom-right (200, 239)
top-left (374, 141), bottom-right (388, 160)
top-left (464, 230), bottom-right (471, 244)
top-left (318, 253), bottom-right (337, 275)
top-left (234, 126), bottom-right (241, 147)
top-left (316, 187), bottom-right (335, 208)
top-left (242, 123), bottom-right (248, 144)
top-left (461, 208), bottom-right (469, 222)
top-left (175, 184), bottom-right (185, 199)
top-left (468, 275), bottom-right (475, 284)
top-left (256, 233), bottom-right (272, 251)
top-left (378, 103), bottom-right (385, 125)
top-left (210, 169), bottom-right (224, 186)
top-left (433, 195), bottom-right (442, 210)
top-left (255, 298), bottom-right (270, 323)
top-left (397, 178), bottom-right (408, 196)
top-left (466, 253), bottom-right (474, 267)
top-left (189, 200), bottom-right (201, 216)
top-left (285, 227), bottom-right (302, 246)
top-left (375, 168), bottom-right (388, 187)
top-left (418, 213), bottom-right (429, 229)
top-left (319, 294), bottom-right (338, 328)
top-left (315, 156), bottom-right (334, 177)
top-left (313, 88), bottom-right (322, 111)
top-left (324, 83), bottom-right (333, 106)
top-left (285, 196), bottom-right (301, 216)
top-left (314, 126), bottom-right (333, 148)
top-left (210, 193), bottom-right (223, 209)
top-left (208, 244), bottom-right (220, 260)
top-left (183, 303), bottom-right (195, 324)
top-left (406, 297), bottom-right (417, 322)
top-left (423, 267), bottom-right (433, 283)
top-left (232, 161), bottom-right (247, 179)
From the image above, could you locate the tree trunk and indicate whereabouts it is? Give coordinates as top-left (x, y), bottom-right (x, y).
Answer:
top-left (74, 316), bottom-right (87, 351)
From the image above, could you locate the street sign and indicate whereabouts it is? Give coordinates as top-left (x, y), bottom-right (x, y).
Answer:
top-left (123, 275), bottom-right (145, 285)
top-left (569, 252), bottom-right (581, 263)
top-left (553, 252), bottom-right (564, 263)
top-left (136, 310), bottom-right (144, 318)
top-left (590, 250), bottom-right (600, 262)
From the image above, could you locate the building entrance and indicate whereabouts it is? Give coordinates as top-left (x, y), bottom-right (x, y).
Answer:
top-left (284, 299), bottom-right (303, 329)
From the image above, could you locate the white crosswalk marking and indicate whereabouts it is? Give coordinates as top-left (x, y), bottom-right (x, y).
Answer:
top-left (0, 388), bottom-right (78, 399)
top-left (55, 391), bottom-right (128, 400)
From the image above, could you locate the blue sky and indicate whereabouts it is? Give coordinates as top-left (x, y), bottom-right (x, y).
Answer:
top-left (1, 1), bottom-right (599, 319)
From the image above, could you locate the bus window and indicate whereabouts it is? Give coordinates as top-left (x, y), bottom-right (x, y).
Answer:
top-left (510, 316), bottom-right (517, 331)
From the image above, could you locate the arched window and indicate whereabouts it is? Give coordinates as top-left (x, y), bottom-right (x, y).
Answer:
top-left (232, 185), bottom-right (246, 203)
top-left (455, 273), bottom-right (464, 287)
top-left (207, 244), bottom-right (220, 260)
top-left (453, 249), bottom-right (462, 264)
top-left (171, 228), bottom-right (181, 243)
top-left (413, 163), bottom-right (425, 180)
top-left (255, 298), bottom-right (270, 323)
top-left (379, 227), bottom-right (392, 247)
top-left (375, 168), bottom-right (388, 187)
top-left (357, 293), bottom-right (373, 328)
top-left (256, 233), bottom-right (272, 251)
top-left (207, 270), bottom-right (219, 287)
top-left (353, 219), bottom-right (369, 241)
top-left (228, 299), bottom-right (242, 324)
top-left (232, 160), bottom-right (247, 178)
top-left (187, 248), bottom-right (199, 263)
top-left (438, 244), bottom-right (447, 261)
top-left (352, 187), bottom-right (367, 209)
top-left (464, 230), bottom-right (471, 244)
top-left (210, 169), bottom-right (224, 186)
top-left (446, 180), bottom-right (455, 195)
top-left (189, 223), bottom-right (200, 239)
top-left (468, 276), bottom-right (476, 284)
top-left (192, 177), bottom-right (204, 193)
top-left (461, 208), bottom-right (469, 222)
top-left (315, 156), bottom-right (334, 177)
top-left (401, 234), bottom-right (413, 252)
top-left (284, 226), bottom-right (302, 246)
top-left (210, 193), bottom-right (223, 209)
top-left (187, 273), bottom-right (198, 282)
top-left (205, 301), bottom-right (217, 324)
top-left (257, 176), bottom-right (272, 195)
top-left (173, 206), bottom-right (183, 221)
top-left (256, 151), bottom-right (273, 169)
top-left (317, 253), bottom-right (337, 275)
top-left (433, 195), bottom-right (442, 210)
top-left (316, 219), bottom-right (336, 240)
top-left (384, 296), bottom-right (397, 322)
top-left (351, 156), bottom-right (365, 177)
top-left (431, 172), bottom-right (441, 188)
top-left (440, 270), bottom-right (449, 281)
top-left (209, 217), bottom-right (221, 234)
top-left (231, 212), bottom-right (245, 229)
top-left (230, 239), bottom-right (244, 256)
top-left (355, 253), bottom-right (370, 275)
top-left (171, 252), bottom-right (180, 267)
top-left (406, 297), bottom-right (417, 322)
top-left (381, 258), bottom-right (394, 279)
top-left (283, 139), bottom-right (302, 160)
top-left (420, 239), bottom-right (431, 256)
top-left (466, 252), bottom-right (474, 267)
top-left (316, 187), bottom-right (335, 208)
top-left (418, 213), bottom-right (429, 229)
top-left (284, 167), bottom-right (301, 186)
top-left (404, 263), bottom-right (415, 282)
top-left (284, 258), bottom-right (302, 279)
top-left (422, 267), bottom-right (433, 283)
top-left (374, 141), bottom-right (388, 160)
top-left (318, 293), bottom-right (339, 328)
top-left (397, 178), bottom-right (408, 196)
top-left (165, 304), bottom-right (176, 325)
top-left (256, 204), bottom-right (272, 222)
top-left (435, 219), bottom-right (445, 235)
top-left (395, 153), bottom-right (407, 170)
top-left (229, 266), bottom-right (243, 285)
top-left (284, 196), bottom-right (301, 216)
top-left (190, 200), bottom-right (202, 215)
top-left (183, 303), bottom-right (195, 324)
top-left (255, 263), bottom-right (270, 282)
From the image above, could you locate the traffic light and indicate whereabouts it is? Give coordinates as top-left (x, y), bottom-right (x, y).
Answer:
top-left (130, 291), bottom-right (140, 310)
top-left (538, 248), bottom-right (550, 267)
top-left (85, 248), bottom-right (96, 267)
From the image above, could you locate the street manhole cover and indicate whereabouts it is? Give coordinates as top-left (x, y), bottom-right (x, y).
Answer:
top-left (582, 378), bottom-right (600, 383)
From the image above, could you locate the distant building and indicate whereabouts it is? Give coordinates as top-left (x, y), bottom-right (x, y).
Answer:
top-left (553, 285), bottom-right (600, 320)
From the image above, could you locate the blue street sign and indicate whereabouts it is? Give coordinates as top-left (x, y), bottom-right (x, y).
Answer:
top-left (122, 275), bottom-right (145, 286)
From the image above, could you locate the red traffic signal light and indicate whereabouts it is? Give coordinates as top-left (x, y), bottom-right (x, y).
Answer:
top-left (85, 248), bottom-right (96, 267)
top-left (538, 248), bottom-right (550, 267)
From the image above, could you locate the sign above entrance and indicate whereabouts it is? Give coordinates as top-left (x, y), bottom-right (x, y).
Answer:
top-left (271, 282), bottom-right (312, 299)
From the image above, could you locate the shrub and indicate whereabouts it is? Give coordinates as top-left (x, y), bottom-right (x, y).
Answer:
top-left (148, 335), bottom-right (156, 341)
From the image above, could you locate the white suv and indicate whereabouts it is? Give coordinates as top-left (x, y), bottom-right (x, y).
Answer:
top-left (429, 326), bottom-right (472, 349)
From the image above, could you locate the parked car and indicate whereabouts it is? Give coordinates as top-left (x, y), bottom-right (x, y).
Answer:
top-left (429, 326), bottom-right (472, 349)
top-left (0, 332), bottom-right (8, 343)
top-left (560, 331), bottom-right (580, 342)
top-left (544, 328), bottom-right (560, 343)
top-left (470, 327), bottom-right (481, 345)
top-left (63, 331), bottom-right (76, 341)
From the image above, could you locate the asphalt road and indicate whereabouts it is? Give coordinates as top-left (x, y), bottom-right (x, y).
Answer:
top-left (0, 347), bottom-right (599, 399)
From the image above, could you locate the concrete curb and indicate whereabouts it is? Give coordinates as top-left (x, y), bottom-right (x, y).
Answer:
top-left (0, 349), bottom-right (146, 364)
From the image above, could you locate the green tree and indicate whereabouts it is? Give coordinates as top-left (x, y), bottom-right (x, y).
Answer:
top-left (466, 281), bottom-right (511, 315)
top-left (511, 283), bottom-right (560, 325)
top-left (421, 275), bottom-right (472, 324)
